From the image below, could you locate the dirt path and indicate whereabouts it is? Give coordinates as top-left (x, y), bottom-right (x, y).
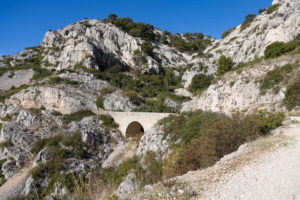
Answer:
top-left (0, 166), bottom-right (30, 200)
top-left (175, 120), bottom-right (300, 200)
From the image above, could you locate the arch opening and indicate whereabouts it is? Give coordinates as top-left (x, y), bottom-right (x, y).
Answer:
top-left (125, 121), bottom-right (144, 138)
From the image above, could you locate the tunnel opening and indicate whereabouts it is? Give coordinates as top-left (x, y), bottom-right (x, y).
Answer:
top-left (125, 121), bottom-right (144, 138)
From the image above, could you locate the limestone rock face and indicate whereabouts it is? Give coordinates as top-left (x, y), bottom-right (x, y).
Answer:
top-left (114, 173), bottom-right (138, 199)
top-left (103, 91), bottom-right (136, 112)
top-left (214, 0), bottom-right (299, 61)
top-left (22, 116), bottom-right (115, 197)
top-left (2, 159), bottom-right (18, 179)
top-left (136, 125), bottom-right (170, 159)
top-left (0, 120), bottom-right (36, 180)
top-left (174, 88), bottom-right (192, 97)
top-left (6, 86), bottom-right (97, 114)
top-left (5, 71), bottom-right (134, 113)
top-left (57, 72), bottom-right (111, 91)
top-left (0, 69), bottom-right (33, 91)
top-left (68, 116), bottom-right (113, 163)
top-left (0, 0), bottom-right (299, 198)
top-left (41, 19), bottom-right (157, 72)
top-left (33, 149), bottom-right (50, 167)
top-left (0, 48), bottom-right (38, 68)
top-left (183, 0), bottom-right (300, 88)
top-left (0, 106), bottom-right (59, 182)
top-left (182, 55), bottom-right (298, 114)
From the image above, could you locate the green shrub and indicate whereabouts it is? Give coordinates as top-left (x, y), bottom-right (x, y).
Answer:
top-left (0, 139), bottom-right (13, 150)
top-left (29, 164), bottom-right (46, 179)
top-left (266, 3), bottom-right (280, 14)
top-left (62, 132), bottom-right (89, 159)
top-left (169, 33), bottom-right (211, 54)
top-left (0, 96), bottom-right (4, 103)
top-left (31, 135), bottom-right (63, 154)
top-left (48, 76), bottom-right (63, 84)
top-left (1, 114), bottom-right (12, 122)
top-left (260, 64), bottom-right (293, 94)
top-left (264, 38), bottom-right (299, 59)
top-left (48, 76), bottom-right (79, 85)
top-left (0, 159), bottom-right (7, 186)
top-left (98, 114), bottom-right (119, 129)
top-left (188, 74), bottom-right (213, 93)
top-left (241, 14), bottom-right (256, 31)
top-left (221, 27), bottom-right (235, 39)
top-left (264, 42), bottom-right (285, 58)
top-left (230, 81), bottom-right (235, 87)
top-left (102, 15), bottom-right (156, 41)
top-left (95, 96), bottom-right (104, 108)
top-left (29, 158), bottom-right (65, 197)
top-left (162, 110), bottom-right (284, 178)
top-left (100, 87), bottom-right (116, 95)
top-left (29, 131), bottom-right (92, 197)
top-left (234, 57), bottom-right (264, 71)
top-left (74, 61), bottom-right (183, 113)
top-left (62, 110), bottom-right (94, 125)
top-left (167, 93), bottom-right (191, 104)
top-left (102, 157), bottom-right (144, 186)
top-left (217, 55), bottom-right (234, 76)
top-left (284, 78), bottom-right (300, 110)
top-left (141, 41), bottom-right (154, 57)
top-left (143, 151), bottom-right (163, 184)
top-left (8, 71), bottom-right (15, 78)
top-left (122, 90), bottom-right (144, 106)
top-left (0, 84), bottom-right (29, 102)
top-left (31, 66), bottom-right (53, 81)
top-left (259, 8), bottom-right (266, 14)
top-left (51, 111), bottom-right (63, 116)
top-left (256, 111), bottom-right (284, 134)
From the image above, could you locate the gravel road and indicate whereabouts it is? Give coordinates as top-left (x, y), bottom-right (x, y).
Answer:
top-left (175, 120), bottom-right (300, 200)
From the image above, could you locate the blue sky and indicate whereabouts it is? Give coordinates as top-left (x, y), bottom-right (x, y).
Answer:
top-left (0, 0), bottom-right (273, 56)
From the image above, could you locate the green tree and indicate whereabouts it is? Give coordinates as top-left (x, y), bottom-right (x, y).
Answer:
top-left (108, 13), bottom-right (118, 21)
top-left (264, 42), bottom-right (285, 58)
top-left (217, 55), bottom-right (234, 76)
top-left (96, 97), bottom-right (103, 108)
top-left (188, 74), bottom-right (213, 93)
top-left (164, 67), bottom-right (174, 89)
top-left (245, 14), bottom-right (256, 21)
top-left (141, 41), bottom-right (154, 57)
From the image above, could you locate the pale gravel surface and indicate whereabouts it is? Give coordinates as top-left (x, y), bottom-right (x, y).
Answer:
top-left (0, 166), bottom-right (30, 200)
top-left (0, 69), bottom-right (33, 91)
top-left (175, 121), bottom-right (300, 200)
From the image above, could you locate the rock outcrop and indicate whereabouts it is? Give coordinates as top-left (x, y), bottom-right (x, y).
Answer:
top-left (0, 0), bottom-right (299, 198)
top-left (136, 125), bottom-right (170, 158)
top-left (183, 0), bottom-right (300, 87)
top-left (40, 19), bottom-right (191, 73)
top-left (182, 55), bottom-right (299, 114)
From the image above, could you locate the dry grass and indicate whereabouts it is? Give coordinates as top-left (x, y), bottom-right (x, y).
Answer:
top-left (72, 174), bottom-right (118, 200)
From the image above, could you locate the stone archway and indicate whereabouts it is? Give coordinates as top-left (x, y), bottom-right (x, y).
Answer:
top-left (125, 121), bottom-right (144, 137)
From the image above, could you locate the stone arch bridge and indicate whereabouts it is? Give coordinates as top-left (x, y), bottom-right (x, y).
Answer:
top-left (98, 111), bottom-right (171, 137)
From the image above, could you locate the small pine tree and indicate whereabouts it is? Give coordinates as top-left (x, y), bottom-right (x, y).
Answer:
top-left (108, 14), bottom-right (118, 21)
top-left (217, 55), bottom-right (234, 76)
top-left (141, 41), bottom-right (154, 56)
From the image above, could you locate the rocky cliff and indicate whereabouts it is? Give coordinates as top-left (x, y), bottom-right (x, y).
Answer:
top-left (0, 0), bottom-right (299, 199)
top-left (182, 0), bottom-right (300, 87)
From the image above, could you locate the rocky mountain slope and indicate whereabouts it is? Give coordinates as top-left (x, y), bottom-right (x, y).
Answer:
top-left (182, 0), bottom-right (300, 87)
top-left (182, 54), bottom-right (300, 114)
top-left (130, 117), bottom-right (300, 200)
top-left (0, 0), bottom-right (299, 199)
